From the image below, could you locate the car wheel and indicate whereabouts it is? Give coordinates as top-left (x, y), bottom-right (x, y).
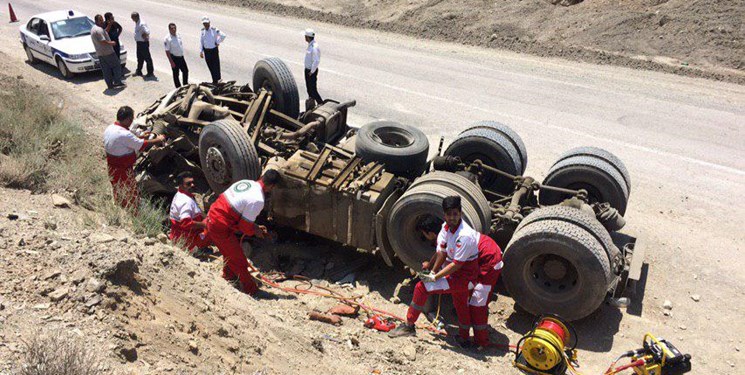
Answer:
top-left (24, 45), bottom-right (37, 64)
top-left (56, 58), bottom-right (73, 79)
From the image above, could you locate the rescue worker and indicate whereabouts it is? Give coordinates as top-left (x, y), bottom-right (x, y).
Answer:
top-left (103, 106), bottom-right (164, 208)
top-left (199, 17), bottom-right (226, 84)
top-left (206, 171), bottom-right (280, 297)
top-left (412, 215), bottom-right (504, 347)
top-left (169, 171), bottom-right (211, 252)
top-left (303, 28), bottom-right (323, 104)
top-left (388, 196), bottom-right (479, 346)
top-left (164, 23), bottom-right (189, 88)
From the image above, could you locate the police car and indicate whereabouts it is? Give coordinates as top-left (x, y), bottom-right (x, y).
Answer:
top-left (19, 10), bottom-right (127, 79)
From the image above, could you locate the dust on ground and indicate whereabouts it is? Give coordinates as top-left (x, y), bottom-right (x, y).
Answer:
top-left (210, 0), bottom-right (744, 84)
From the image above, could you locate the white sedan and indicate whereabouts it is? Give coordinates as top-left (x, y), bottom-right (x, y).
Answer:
top-left (19, 10), bottom-right (127, 79)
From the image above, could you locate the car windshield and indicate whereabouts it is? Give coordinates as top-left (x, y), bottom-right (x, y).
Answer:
top-left (51, 17), bottom-right (93, 40)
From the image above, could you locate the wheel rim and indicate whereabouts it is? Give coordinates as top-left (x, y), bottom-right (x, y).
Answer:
top-left (204, 146), bottom-right (231, 185)
top-left (25, 47), bottom-right (33, 61)
top-left (528, 253), bottom-right (579, 296)
top-left (58, 60), bottom-right (68, 76)
top-left (371, 127), bottom-right (415, 148)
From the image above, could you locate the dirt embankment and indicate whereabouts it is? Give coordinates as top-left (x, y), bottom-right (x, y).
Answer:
top-left (213, 0), bottom-right (745, 84)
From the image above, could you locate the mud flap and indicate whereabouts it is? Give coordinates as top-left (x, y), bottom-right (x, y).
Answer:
top-left (374, 188), bottom-right (403, 267)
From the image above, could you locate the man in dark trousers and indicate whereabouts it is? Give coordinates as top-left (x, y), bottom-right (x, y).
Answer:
top-left (104, 13), bottom-right (122, 58)
top-left (131, 12), bottom-right (154, 77)
top-left (199, 17), bottom-right (226, 84)
top-left (91, 14), bottom-right (124, 89)
top-left (303, 28), bottom-right (323, 105)
top-left (164, 23), bottom-right (188, 88)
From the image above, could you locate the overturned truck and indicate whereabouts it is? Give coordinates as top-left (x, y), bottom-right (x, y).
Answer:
top-left (134, 57), bottom-right (644, 321)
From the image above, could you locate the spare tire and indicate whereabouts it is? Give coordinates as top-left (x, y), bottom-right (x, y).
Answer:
top-left (502, 207), bottom-right (614, 321)
top-left (540, 155), bottom-right (629, 215)
top-left (556, 147), bottom-right (630, 193)
top-left (355, 120), bottom-right (429, 177)
top-left (387, 172), bottom-right (490, 270)
top-left (253, 57), bottom-right (300, 119)
top-left (444, 122), bottom-right (526, 195)
top-left (199, 119), bottom-right (261, 194)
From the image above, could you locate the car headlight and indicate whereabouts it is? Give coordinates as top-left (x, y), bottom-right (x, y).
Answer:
top-left (66, 53), bottom-right (91, 60)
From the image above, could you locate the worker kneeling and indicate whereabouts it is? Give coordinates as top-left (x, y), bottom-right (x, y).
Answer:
top-left (206, 170), bottom-right (280, 297)
top-left (389, 195), bottom-right (480, 346)
top-left (169, 171), bottom-right (212, 252)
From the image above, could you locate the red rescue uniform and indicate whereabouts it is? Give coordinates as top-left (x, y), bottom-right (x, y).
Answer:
top-left (206, 180), bottom-right (265, 295)
top-left (169, 188), bottom-right (211, 251)
top-left (103, 122), bottom-right (145, 209)
top-left (406, 220), bottom-right (480, 339)
top-left (469, 234), bottom-right (503, 346)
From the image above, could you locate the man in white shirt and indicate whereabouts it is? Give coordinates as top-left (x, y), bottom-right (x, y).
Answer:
top-left (164, 23), bottom-right (188, 88)
top-left (169, 171), bottom-right (210, 252)
top-left (199, 17), bottom-right (227, 84)
top-left (103, 106), bottom-right (164, 208)
top-left (303, 28), bottom-right (323, 105)
top-left (131, 12), bottom-right (154, 77)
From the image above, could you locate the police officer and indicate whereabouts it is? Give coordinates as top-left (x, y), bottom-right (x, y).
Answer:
top-left (164, 23), bottom-right (188, 88)
top-left (199, 17), bottom-right (227, 84)
top-left (131, 12), bottom-right (154, 77)
top-left (303, 28), bottom-right (323, 105)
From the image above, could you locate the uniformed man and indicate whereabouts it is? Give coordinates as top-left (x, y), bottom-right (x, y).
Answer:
top-left (164, 23), bottom-right (188, 88)
top-left (206, 171), bottom-right (280, 297)
top-left (388, 196), bottom-right (479, 346)
top-left (131, 12), bottom-right (154, 77)
top-left (103, 106), bottom-right (164, 208)
top-left (169, 171), bottom-right (210, 252)
top-left (303, 28), bottom-right (323, 104)
top-left (199, 17), bottom-right (226, 84)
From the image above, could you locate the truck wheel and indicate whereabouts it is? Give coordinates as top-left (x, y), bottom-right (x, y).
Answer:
top-left (464, 121), bottom-right (528, 172)
top-left (199, 119), bottom-right (261, 194)
top-left (24, 45), bottom-right (37, 64)
top-left (556, 147), bottom-right (630, 193)
top-left (410, 171), bottom-right (492, 231)
top-left (252, 57), bottom-right (299, 119)
top-left (387, 173), bottom-right (489, 270)
top-left (540, 155), bottom-right (629, 215)
top-left (503, 208), bottom-right (613, 321)
top-left (444, 123), bottom-right (526, 195)
top-left (56, 57), bottom-right (73, 79)
top-left (355, 120), bottom-right (429, 177)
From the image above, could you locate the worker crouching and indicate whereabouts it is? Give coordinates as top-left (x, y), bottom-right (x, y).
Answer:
top-left (206, 171), bottom-right (280, 297)
top-left (389, 196), bottom-right (479, 346)
top-left (169, 171), bottom-right (211, 252)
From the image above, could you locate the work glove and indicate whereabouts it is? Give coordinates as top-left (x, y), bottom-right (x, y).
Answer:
top-left (418, 271), bottom-right (437, 283)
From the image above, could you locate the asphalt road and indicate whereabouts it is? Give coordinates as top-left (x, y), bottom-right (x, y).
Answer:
top-left (3, 0), bottom-right (745, 371)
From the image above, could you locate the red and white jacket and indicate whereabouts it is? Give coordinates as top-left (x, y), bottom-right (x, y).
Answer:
top-left (436, 220), bottom-right (480, 281)
top-left (103, 122), bottom-right (145, 167)
top-left (169, 188), bottom-right (204, 235)
top-left (208, 180), bottom-right (265, 236)
top-left (477, 234), bottom-right (503, 277)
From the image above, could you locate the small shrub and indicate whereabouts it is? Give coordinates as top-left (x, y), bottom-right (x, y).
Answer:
top-left (17, 332), bottom-right (102, 375)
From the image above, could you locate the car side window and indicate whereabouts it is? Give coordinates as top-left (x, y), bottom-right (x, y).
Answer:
top-left (38, 21), bottom-right (50, 38)
top-left (27, 18), bottom-right (40, 35)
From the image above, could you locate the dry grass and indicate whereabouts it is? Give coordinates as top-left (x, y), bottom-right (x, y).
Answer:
top-left (16, 332), bottom-right (102, 375)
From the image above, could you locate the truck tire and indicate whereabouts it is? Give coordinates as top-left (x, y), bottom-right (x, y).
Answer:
top-left (444, 125), bottom-right (525, 195)
top-left (464, 121), bottom-right (528, 173)
top-left (355, 120), bottom-right (429, 177)
top-left (252, 57), bottom-right (299, 119)
top-left (540, 155), bottom-right (629, 215)
top-left (556, 147), bottom-right (630, 193)
top-left (410, 171), bottom-right (492, 231)
top-left (503, 211), bottom-right (612, 321)
top-left (387, 174), bottom-right (489, 270)
top-left (199, 119), bottom-right (261, 194)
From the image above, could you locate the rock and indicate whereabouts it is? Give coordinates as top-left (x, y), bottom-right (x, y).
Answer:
top-left (663, 310), bottom-right (672, 317)
top-left (690, 294), bottom-right (700, 302)
top-left (85, 295), bottom-right (103, 308)
top-left (311, 338), bottom-right (324, 353)
top-left (403, 346), bottom-right (417, 361)
top-left (49, 287), bottom-right (69, 302)
top-left (43, 270), bottom-right (62, 280)
top-left (33, 303), bottom-right (51, 310)
top-left (663, 300), bottom-right (673, 310)
top-left (144, 238), bottom-right (156, 246)
top-left (52, 194), bottom-right (72, 208)
top-left (6, 213), bottom-right (19, 220)
top-left (119, 346), bottom-right (138, 362)
top-left (91, 233), bottom-right (115, 244)
top-left (157, 233), bottom-right (169, 244)
top-left (679, 325), bottom-right (687, 331)
top-left (43, 220), bottom-right (58, 231)
top-left (188, 340), bottom-right (199, 354)
top-left (86, 278), bottom-right (105, 293)
top-left (216, 326), bottom-right (230, 337)
top-left (18, 238), bottom-right (27, 246)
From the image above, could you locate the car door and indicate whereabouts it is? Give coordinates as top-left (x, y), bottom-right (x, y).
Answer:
top-left (24, 18), bottom-right (52, 64)
top-left (36, 20), bottom-right (54, 63)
